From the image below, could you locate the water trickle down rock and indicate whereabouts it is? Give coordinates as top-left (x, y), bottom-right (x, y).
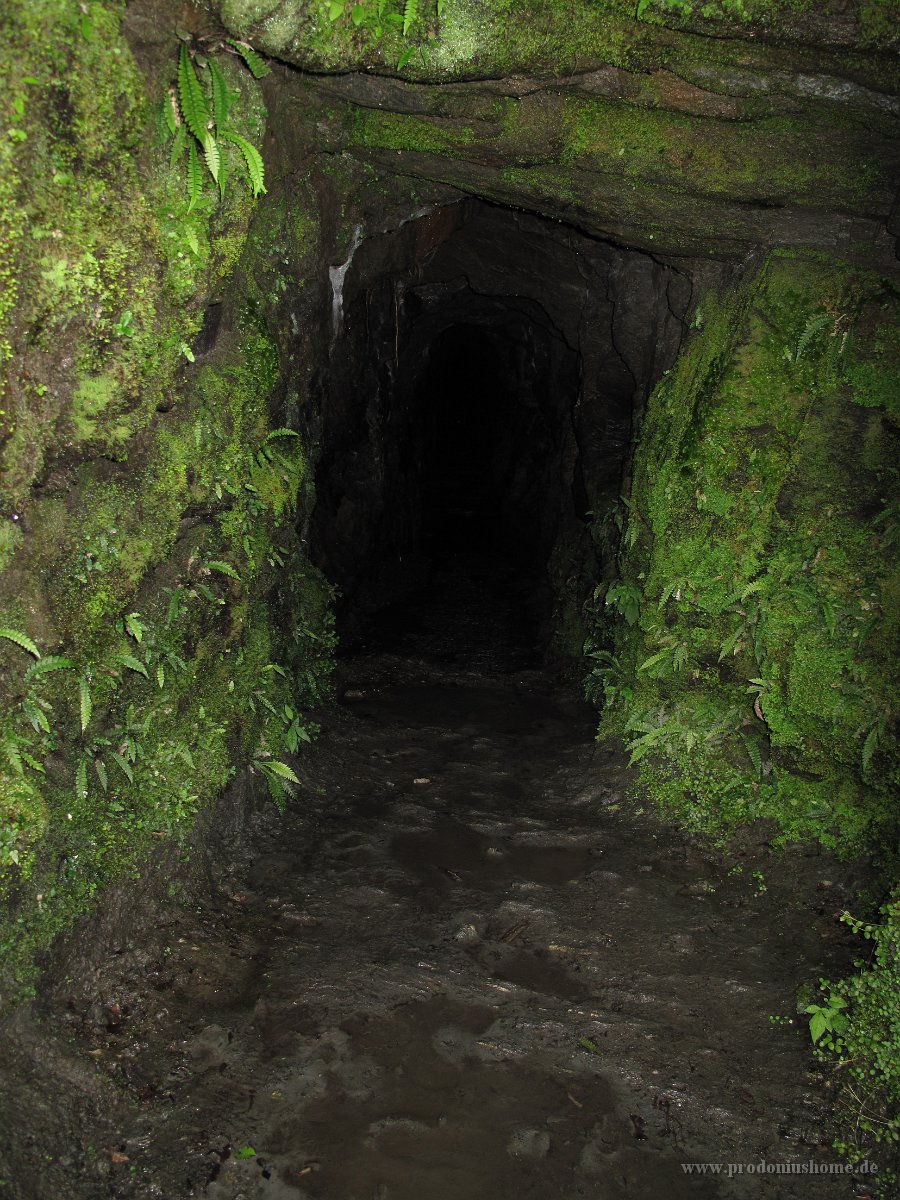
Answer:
top-left (329, 225), bottom-right (364, 344)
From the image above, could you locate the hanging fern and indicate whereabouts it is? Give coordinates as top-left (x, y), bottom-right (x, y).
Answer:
top-left (739, 730), bottom-right (763, 779)
top-left (162, 40), bottom-right (267, 210)
top-left (177, 44), bottom-right (210, 144)
top-left (403, 0), bottom-right (419, 35)
top-left (0, 628), bottom-right (40, 658)
top-left (208, 59), bottom-right (231, 129)
top-left (220, 130), bottom-right (266, 198)
top-left (202, 133), bottom-right (221, 190)
top-left (226, 38), bottom-right (270, 79)
top-left (24, 655), bottom-right (76, 682)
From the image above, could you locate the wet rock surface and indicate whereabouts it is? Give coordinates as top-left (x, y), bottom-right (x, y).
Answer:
top-left (0, 561), bottom-right (873, 1199)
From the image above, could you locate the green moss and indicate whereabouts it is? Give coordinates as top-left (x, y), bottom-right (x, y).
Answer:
top-left (71, 373), bottom-right (119, 443)
top-left (559, 95), bottom-right (887, 209)
top-left (347, 107), bottom-right (477, 154)
top-left (591, 251), bottom-right (900, 856)
top-left (0, 0), bottom-right (267, 512)
top-left (858, 0), bottom-right (900, 48)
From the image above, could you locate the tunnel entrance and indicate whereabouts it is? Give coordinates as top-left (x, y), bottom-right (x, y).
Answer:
top-left (307, 200), bottom-right (692, 667)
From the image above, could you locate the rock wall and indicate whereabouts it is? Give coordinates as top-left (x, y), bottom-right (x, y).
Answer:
top-left (591, 251), bottom-right (899, 853)
top-left (0, 0), bottom-right (336, 1001)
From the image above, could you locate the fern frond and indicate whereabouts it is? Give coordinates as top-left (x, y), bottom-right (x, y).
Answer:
top-left (0, 628), bottom-right (40, 658)
top-left (22, 697), bottom-right (50, 734)
top-left (208, 59), bottom-right (231, 129)
top-left (795, 313), bottom-right (830, 363)
top-left (261, 759), bottom-right (301, 785)
top-left (637, 648), bottom-right (670, 673)
top-left (264, 771), bottom-right (287, 812)
top-left (862, 723), bottom-right (881, 773)
top-left (20, 749), bottom-right (44, 773)
top-left (205, 559), bottom-right (241, 580)
top-left (75, 758), bottom-right (88, 800)
top-left (157, 95), bottom-right (175, 143)
top-left (740, 578), bottom-right (766, 602)
top-left (2, 731), bottom-right (23, 775)
top-left (202, 132), bottom-right (221, 188)
top-left (739, 730), bottom-right (763, 779)
top-left (116, 654), bottom-right (149, 679)
top-left (110, 751), bottom-right (133, 784)
top-left (403, 0), bottom-right (418, 36)
top-left (226, 38), bottom-right (269, 78)
top-left (220, 130), bottom-right (265, 197)
top-left (265, 427), bottom-right (299, 441)
top-left (177, 44), bottom-right (210, 143)
top-left (718, 627), bottom-right (743, 662)
top-left (79, 677), bottom-right (92, 734)
top-left (24, 655), bottom-right (76, 683)
top-left (186, 139), bottom-right (202, 212)
top-left (124, 613), bottom-right (144, 643)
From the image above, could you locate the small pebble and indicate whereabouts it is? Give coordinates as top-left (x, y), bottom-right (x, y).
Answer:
top-left (454, 923), bottom-right (479, 942)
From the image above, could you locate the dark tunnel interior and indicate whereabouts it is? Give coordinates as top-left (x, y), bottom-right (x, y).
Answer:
top-left (306, 200), bottom-right (692, 666)
top-left (418, 324), bottom-right (526, 560)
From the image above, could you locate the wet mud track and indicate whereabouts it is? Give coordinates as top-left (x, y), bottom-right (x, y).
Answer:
top-left (0, 573), bottom-right (870, 1199)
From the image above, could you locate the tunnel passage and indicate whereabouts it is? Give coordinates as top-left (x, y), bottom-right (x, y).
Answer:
top-left (308, 200), bottom-right (694, 662)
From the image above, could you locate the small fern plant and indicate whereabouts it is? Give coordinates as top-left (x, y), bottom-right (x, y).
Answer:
top-left (159, 39), bottom-right (268, 212)
top-left (327, 0), bottom-right (442, 68)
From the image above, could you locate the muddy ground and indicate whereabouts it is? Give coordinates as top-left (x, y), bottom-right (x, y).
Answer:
top-left (0, 557), bottom-right (880, 1199)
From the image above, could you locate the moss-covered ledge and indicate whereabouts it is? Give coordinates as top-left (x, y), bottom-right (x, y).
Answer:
top-left (213, 0), bottom-right (900, 86)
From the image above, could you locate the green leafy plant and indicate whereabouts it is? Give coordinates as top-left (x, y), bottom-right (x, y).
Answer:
top-left (111, 309), bottom-right (134, 338)
top-left (326, 0), bottom-right (438, 67)
top-left (583, 647), bottom-right (633, 711)
top-left (21, 656), bottom-right (77, 734)
top-left (603, 580), bottom-right (642, 627)
top-left (805, 989), bottom-right (847, 1048)
top-left (808, 900), bottom-right (900, 1159)
top-left (624, 701), bottom-right (744, 765)
top-left (252, 752), bottom-right (301, 812)
top-left (637, 634), bottom-right (695, 678)
top-left (0, 628), bottom-right (40, 658)
top-left (636, 0), bottom-right (748, 19)
top-left (159, 40), bottom-right (267, 211)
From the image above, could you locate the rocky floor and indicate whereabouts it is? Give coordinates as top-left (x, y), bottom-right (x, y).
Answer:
top-left (0, 557), bottom-right (878, 1199)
